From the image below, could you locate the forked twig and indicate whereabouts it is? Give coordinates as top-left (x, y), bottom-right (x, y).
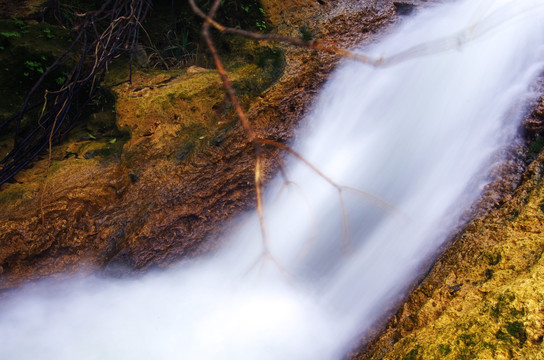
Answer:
top-left (189, 0), bottom-right (402, 271)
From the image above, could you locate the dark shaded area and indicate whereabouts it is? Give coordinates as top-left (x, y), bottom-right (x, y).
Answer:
top-left (0, 0), bottom-right (152, 186)
top-left (393, 1), bottom-right (415, 16)
top-left (140, 0), bottom-right (268, 68)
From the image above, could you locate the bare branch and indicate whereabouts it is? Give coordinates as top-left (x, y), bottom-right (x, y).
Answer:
top-left (186, 0), bottom-right (406, 272)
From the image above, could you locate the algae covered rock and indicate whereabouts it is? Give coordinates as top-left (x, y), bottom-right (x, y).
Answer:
top-left (0, 54), bottom-right (287, 288)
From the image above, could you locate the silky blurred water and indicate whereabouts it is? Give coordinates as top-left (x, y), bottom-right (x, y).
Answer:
top-left (1, 0), bottom-right (544, 359)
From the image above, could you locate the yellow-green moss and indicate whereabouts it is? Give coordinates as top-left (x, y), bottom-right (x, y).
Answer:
top-left (0, 185), bottom-right (26, 204)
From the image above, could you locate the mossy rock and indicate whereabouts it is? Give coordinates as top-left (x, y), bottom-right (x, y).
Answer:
top-left (0, 184), bottom-right (26, 205)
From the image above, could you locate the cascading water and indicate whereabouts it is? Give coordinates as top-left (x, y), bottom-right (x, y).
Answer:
top-left (1, 0), bottom-right (544, 358)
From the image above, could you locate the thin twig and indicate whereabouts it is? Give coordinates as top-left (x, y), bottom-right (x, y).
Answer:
top-left (188, 0), bottom-right (403, 272)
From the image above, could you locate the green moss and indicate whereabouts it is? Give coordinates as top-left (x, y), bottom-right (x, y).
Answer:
top-left (229, 48), bottom-right (285, 99)
top-left (168, 120), bottom-right (211, 163)
top-left (509, 306), bottom-right (526, 318)
top-left (437, 344), bottom-right (451, 356)
top-left (458, 333), bottom-right (478, 347)
top-left (456, 347), bottom-right (476, 360)
top-left (482, 342), bottom-right (496, 351)
top-left (484, 268), bottom-right (494, 280)
top-left (178, 121), bottom-right (207, 141)
top-left (506, 321), bottom-right (527, 346)
top-left (1, 31), bottom-right (21, 38)
top-left (167, 92), bottom-right (177, 103)
top-left (496, 329), bottom-right (512, 343)
top-left (490, 293), bottom-right (515, 319)
top-left (101, 59), bottom-right (130, 87)
top-left (299, 24), bottom-right (315, 41)
top-left (0, 186), bottom-right (25, 204)
top-left (48, 159), bottom-right (65, 174)
top-left (83, 147), bottom-right (113, 159)
top-left (485, 252), bottom-right (502, 266)
top-left (509, 209), bottom-right (520, 220)
top-left (528, 135), bottom-right (544, 157)
top-left (403, 346), bottom-right (421, 360)
top-left (256, 47), bottom-right (285, 83)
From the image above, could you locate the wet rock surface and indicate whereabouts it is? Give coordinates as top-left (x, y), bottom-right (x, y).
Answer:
top-left (393, 1), bottom-right (416, 16)
top-left (0, 1), bottom-right (396, 290)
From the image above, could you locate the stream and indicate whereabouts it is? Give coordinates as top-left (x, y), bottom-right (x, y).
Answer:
top-left (1, 0), bottom-right (544, 358)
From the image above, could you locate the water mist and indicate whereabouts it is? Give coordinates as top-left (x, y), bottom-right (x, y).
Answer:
top-left (1, 0), bottom-right (544, 359)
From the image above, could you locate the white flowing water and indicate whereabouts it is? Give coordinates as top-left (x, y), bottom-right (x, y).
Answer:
top-left (2, 0), bottom-right (544, 358)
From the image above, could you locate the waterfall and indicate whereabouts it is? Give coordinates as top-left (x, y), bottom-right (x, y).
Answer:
top-left (1, 0), bottom-right (544, 358)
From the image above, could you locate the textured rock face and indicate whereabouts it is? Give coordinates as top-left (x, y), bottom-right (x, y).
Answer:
top-left (0, 1), bottom-right (395, 290)
top-left (357, 95), bottom-right (544, 359)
